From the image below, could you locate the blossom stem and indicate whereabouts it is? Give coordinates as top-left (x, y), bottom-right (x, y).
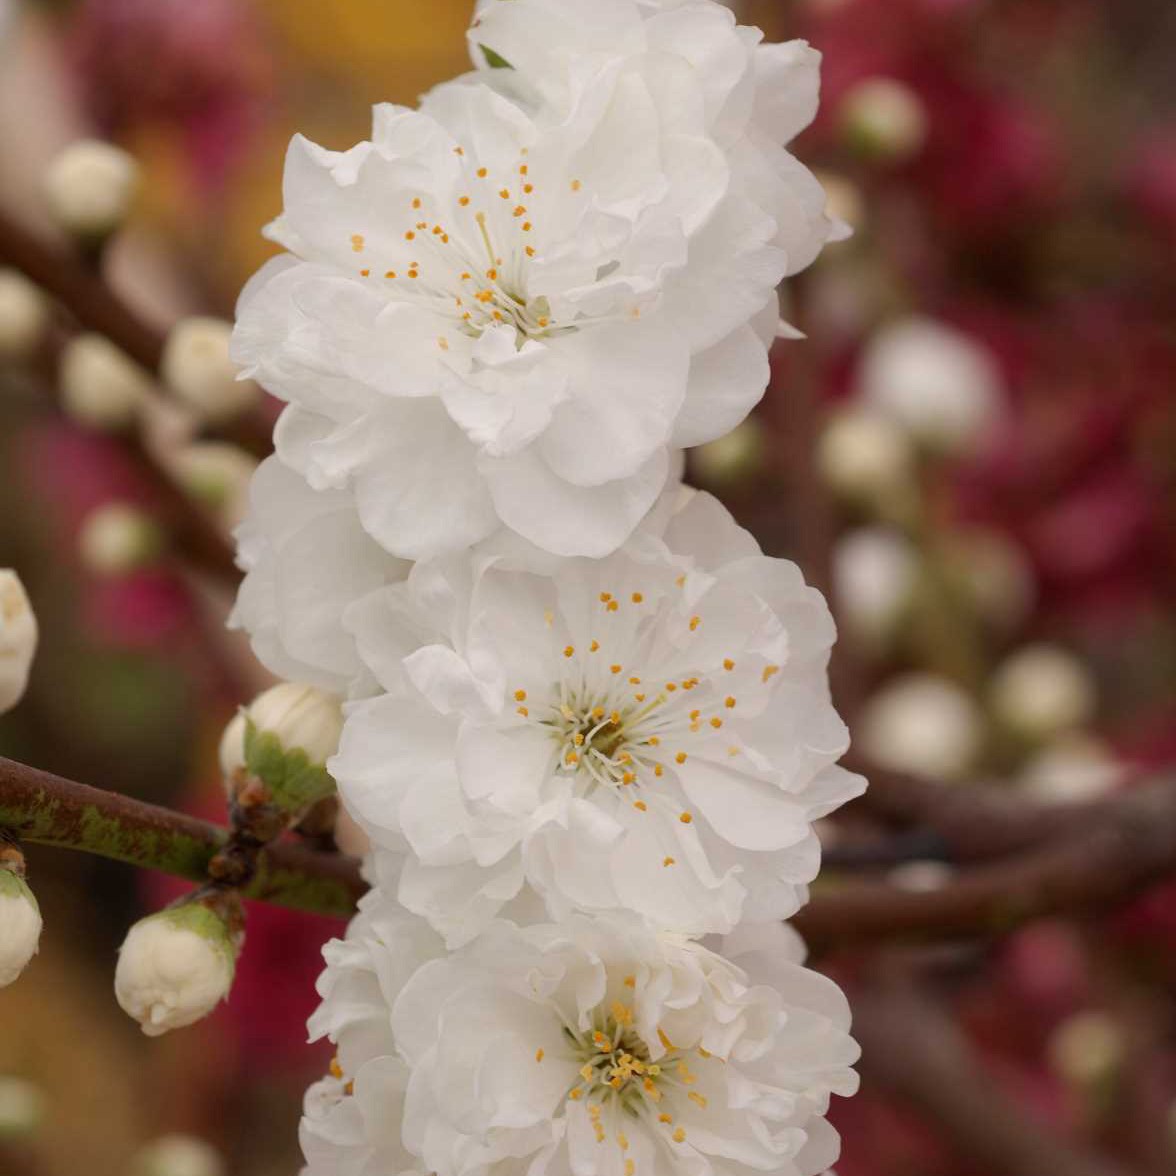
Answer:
top-left (0, 755), bottom-right (362, 917)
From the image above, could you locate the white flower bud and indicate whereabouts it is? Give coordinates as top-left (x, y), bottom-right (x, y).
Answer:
top-left (817, 407), bottom-right (915, 502)
top-left (161, 317), bottom-right (260, 425)
top-left (691, 418), bottom-right (764, 485)
top-left (1019, 734), bottom-right (1124, 805)
top-left (0, 870), bottom-right (43, 987)
top-left (78, 503), bottom-right (164, 576)
top-left (859, 317), bottom-right (1004, 454)
top-left (0, 570), bottom-right (38, 715)
top-left (220, 682), bottom-right (344, 779)
top-left (1048, 1011), bottom-right (1126, 1093)
top-left (860, 673), bottom-right (985, 781)
top-left (942, 529), bottom-right (1035, 631)
top-left (43, 139), bottom-right (139, 240)
top-left (839, 77), bottom-right (929, 162)
top-left (833, 527), bottom-right (918, 647)
top-left (989, 644), bottom-right (1096, 743)
top-left (59, 333), bottom-right (152, 431)
top-left (0, 268), bottom-right (51, 363)
top-left (0, 1076), bottom-right (47, 1140)
top-left (115, 901), bottom-right (239, 1037)
top-left (133, 1134), bottom-right (226, 1176)
top-left (172, 442), bottom-right (257, 528)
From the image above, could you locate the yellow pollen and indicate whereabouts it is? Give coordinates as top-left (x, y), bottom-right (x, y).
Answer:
top-left (676, 575), bottom-right (687, 588)
top-left (476, 290), bottom-right (494, 302)
top-left (408, 269), bottom-right (419, 279)
top-left (665, 683), bottom-right (678, 692)
top-left (535, 1048), bottom-right (544, 1062)
top-left (522, 222), bottom-right (533, 231)
top-left (679, 811), bottom-right (693, 824)
top-left (672, 1128), bottom-right (686, 1144)
top-left (592, 707), bottom-right (605, 720)
top-left (519, 164), bottom-right (529, 176)
top-left (581, 1064), bottom-right (594, 1081)
top-left (359, 268), bottom-right (370, 277)
top-left (675, 752), bottom-right (687, 765)
top-left (710, 717), bottom-right (723, 729)
top-left (647, 736), bottom-right (659, 746)
top-left (563, 645), bottom-right (575, 658)
top-left (599, 592), bottom-right (612, 602)
top-left (611, 1001), bottom-right (633, 1025)
top-left (625, 1161), bottom-right (635, 1176)
top-left (728, 745), bottom-right (740, 756)
top-left (631, 593), bottom-right (644, 603)
top-left (724, 659), bottom-right (735, 671)
top-left (622, 772), bottom-right (635, 785)
top-left (689, 1092), bottom-right (708, 1108)
top-left (610, 664), bottom-right (622, 674)
top-left (486, 268), bottom-right (498, 280)
top-left (633, 800), bottom-right (646, 811)
top-left (329, 1057), bottom-right (343, 1080)
top-left (590, 640), bottom-right (600, 652)
top-left (573, 733), bottom-right (585, 746)
top-left (404, 231), bottom-right (415, 241)
top-left (461, 271), bottom-right (472, 280)
top-left (416, 220), bottom-right (427, 230)
top-left (538, 316), bottom-right (550, 327)
top-left (477, 167), bottom-right (488, 178)
top-left (763, 664), bottom-right (780, 683)
top-left (517, 706), bottom-right (529, 717)
top-left (654, 764), bottom-right (664, 777)
top-left (515, 690), bottom-right (527, 702)
top-left (571, 179), bottom-right (582, 191)
top-left (384, 270), bottom-right (397, 279)
top-left (454, 146), bottom-right (464, 155)
top-left (663, 855), bottom-right (675, 866)
top-left (566, 752), bottom-right (579, 765)
top-left (350, 234), bottom-right (364, 252)
top-left (459, 196), bottom-right (471, 206)
top-left (570, 1088), bottom-right (584, 1100)
top-left (526, 246), bottom-right (536, 257)
top-left (609, 711), bottom-right (621, 724)
top-left (689, 616), bottom-right (701, 631)
top-left (606, 600), bottom-right (619, 612)
top-left (690, 710), bottom-right (700, 722)
top-left (629, 676), bottom-right (641, 685)
top-left (499, 188), bottom-right (510, 199)
top-left (624, 975), bottom-right (636, 987)
top-left (412, 198), bottom-right (421, 209)
top-left (725, 696), bottom-right (736, 708)
top-left (659, 1114), bottom-right (673, 1124)
top-left (514, 206), bottom-right (527, 217)
top-left (634, 693), bottom-right (646, 702)
top-left (524, 183), bottom-right (534, 193)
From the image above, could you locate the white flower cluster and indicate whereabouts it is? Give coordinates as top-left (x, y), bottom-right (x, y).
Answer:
top-left (230, 3), bottom-right (864, 1174)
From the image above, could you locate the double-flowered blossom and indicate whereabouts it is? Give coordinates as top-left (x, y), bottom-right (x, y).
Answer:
top-left (232, 0), bottom-right (840, 561)
top-left (303, 889), bottom-right (858, 1176)
top-left (333, 488), bottom-right (864, 945)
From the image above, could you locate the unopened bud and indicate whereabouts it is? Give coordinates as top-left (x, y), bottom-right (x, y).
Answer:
top-left (0, 1076), bottom-right (47, 1140)
top-left (162, 317), bottom-right (260, 425)
top-left (817, 408), bottom-right (915, 503)
top-left (1048, 1011), bottom-right (1126, 1095)
top-left (78, 503), bottom-right (164, 576)
top-left (859, 317), bottom-right (1004, 454)
top-left (133, 1134), bottom-right (226, 1176)
top-left (691, 418), bottom-right (765, 486)
top-left (0, 869), bottom-right (42, 987)
top-left (0, 570), bottom-right (38, 715)
top-left (0, 269), bottom-right (51, 362)
top-left (43, 139), bottom-right (138, 240)
top-left (942, 529), bottom-right (1035, 631)
top-left (989, 644), bottom-right (1096, 743)
top-left (860, 673), bottom-right (984, 781)
top-left (839, 77), bottom-right (929, 163)
top-left (60, 333), bottom-right (151, 431)
top-left (1020, 734), bottom-right (1124, 805)
top-left (172, 442), bottom-right (257, 528)
top-left (833, 527), bottom-right (918, 648)
top-left (115, 897), bottom-right (241, 1037)
top-left (219, 683), bottom-right (343, 814)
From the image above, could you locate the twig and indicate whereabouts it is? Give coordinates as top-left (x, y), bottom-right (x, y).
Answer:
top-left (0, 755), bottom-right (362, 917)
top-left (795, 776), bottom-right (1176, 954)
top-left (854, 983), bottom-right (1140, 1176)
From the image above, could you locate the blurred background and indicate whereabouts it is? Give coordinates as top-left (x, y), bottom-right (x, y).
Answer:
top-left (0, 1), bottom-right (1173, 1174)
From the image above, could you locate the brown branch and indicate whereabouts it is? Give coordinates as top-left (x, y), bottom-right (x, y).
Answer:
top-left (0, 755), bottom-right (362, 918)
top-left (796, 776), bottom-right (1176, 954)
top-left (854, 982), bottom-right (1140, 1176)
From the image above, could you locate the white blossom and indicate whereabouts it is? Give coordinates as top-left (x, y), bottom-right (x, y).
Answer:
top-left (171, 442), bottom-right (258, 529)
top-left (304, 896), bottom-right (858, 1176)
top-left (115, 902), bottom-right (239, 1036)
top-left (0, 268), bottom-right (51, 362)
top-left (78, 502), bottom-right (163, 575)
top-left (162, 317), bottom-right (260, 425)
top-left (858, 318), bottom-right (1004, 454)
top-left (0, 870), bottom-right (42, 987)
top-left (832, 527), bottom-right (917, 647)
top-left (333, 488), bottom-right (863, 945)
top-left (838, 77), bottom-right (928, 162)
top-left (43, 139), bottom-right (139, 239)
top-left (233, 0), bottom-right (838, 561)
top-left (133, 1136), bottom-right (226, 1176)
top-left (230, 457), bottom-right (409, 696)
top-left (0, 569), bottom-right (38, 715)
top-left (989, 644), bottom-right (1096, 743)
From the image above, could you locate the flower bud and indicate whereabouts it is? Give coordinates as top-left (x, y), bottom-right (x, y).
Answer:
top-left (833, 527), bottom-right (918, 648)
top-left (172, 442), bottom-right (257, 528)
top-left (691, 418), bottom-right (765, 486)
top-left (858, 317), bottom-right (1004, 454)
top-left (43, 139), bottom-right (139, 240)
top-left (0, 869), bottom-right (43, 987)
top-left (133, 1134), bottom-right (226, 1176)
top-left (839, 77), bottom-right (929, 163)
top-left (59, 333), bottom-right (151, 431)
top-left (0, 1076), bottom-right (47, 1141)
top-left (1048, 1011), bottom-right (1126, 1097)
top-left (0, 269), bottom-right (51, 363)
top-left (0, 570), bottom-right (38, 715)
top-left (989, 644), bottom-right (1096, 744)
top-left (78, 503), bottom-right (164, 576)
top-left (1019, 734), bottom-right (1124, 805)
top-left (860, 673), bottom-right (984, 781)
top-left (161, 317), bottom-right (260, 425)
top-left (942, 529), bottom-right (1035, 631)
top-left (115, 898), bottom-right (241, 1037)
top-left (817, 408), bottom-right (915, 504)
top-left (219, 682), bottom-right (343, 814)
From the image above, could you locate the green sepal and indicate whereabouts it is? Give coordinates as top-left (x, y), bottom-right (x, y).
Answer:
top-left (480, 44), bottom-right (514, 69)
top-left (0, 867), bottom-right (38, 914)
top-left (159, 903), bottom-right (237, 977)
top-left (243, 718), bottom-right (337, 815)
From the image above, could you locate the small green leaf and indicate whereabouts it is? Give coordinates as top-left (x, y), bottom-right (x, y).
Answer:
top-left (481, 44), bottom-right (514, 69)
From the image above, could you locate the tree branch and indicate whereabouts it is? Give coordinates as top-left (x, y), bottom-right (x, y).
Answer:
top-left (0, 755), bottom-right (362, 917)
top-left (854, 982), bottom-right (1140, 1176)
top-left (796, 776), bottom-right (1176, 954)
